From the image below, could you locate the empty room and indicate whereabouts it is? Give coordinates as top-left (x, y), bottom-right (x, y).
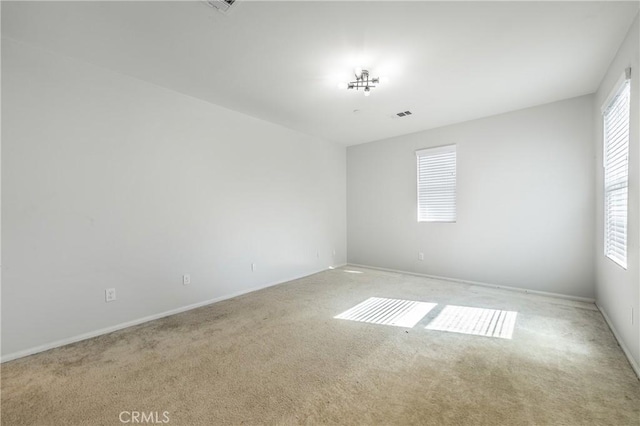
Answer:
top-left (2, 1), bottom-right (640, 425)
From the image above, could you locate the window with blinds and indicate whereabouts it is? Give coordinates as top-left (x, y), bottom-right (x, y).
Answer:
top-left (603, 71), bottom-right (631, 269)
top-left (416, 144), bottom-right (456, 222)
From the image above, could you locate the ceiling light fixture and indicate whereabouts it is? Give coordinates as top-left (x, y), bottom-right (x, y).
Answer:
top-left (342, 68), bottom-right (385, 96)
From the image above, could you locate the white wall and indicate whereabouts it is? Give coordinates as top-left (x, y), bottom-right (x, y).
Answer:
top-left (348, 95), bottom-right (595, 298)
top-left (594, 14), bottom-right (640, 374)
top-left (1, 38), bottom-right (346, 359)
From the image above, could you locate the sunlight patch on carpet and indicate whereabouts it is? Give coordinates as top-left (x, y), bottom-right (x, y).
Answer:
top-left (334, 297), bottom-right (437, 328)
top-left (426, 305), bottom-right (517, 339)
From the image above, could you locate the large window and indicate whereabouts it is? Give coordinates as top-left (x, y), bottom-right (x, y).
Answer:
top-left (416, 144), bottom-right (456, 222)
top-left (603, 69), bottom-right (631, 269)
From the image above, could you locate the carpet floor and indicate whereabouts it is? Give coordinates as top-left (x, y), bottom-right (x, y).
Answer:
top-left (1, 267), bottom-right (639, 425)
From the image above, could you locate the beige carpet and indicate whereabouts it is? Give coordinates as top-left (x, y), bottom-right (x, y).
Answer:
top-left (2, 267), bottom-right (639, 425)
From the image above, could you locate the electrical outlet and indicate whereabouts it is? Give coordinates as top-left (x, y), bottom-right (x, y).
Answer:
top-left (183, 274), bottom-right (191, 285)
top-left (419, 252), bottom-right (424, 261)
top-left (251, 263), bottom-right (256, 272)
top-left (105, 288), bottom-right (116, 302)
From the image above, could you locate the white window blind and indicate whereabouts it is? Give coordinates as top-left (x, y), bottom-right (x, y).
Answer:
top-left (603, 70), bottom-right (631, 269)
top-left (416, 144), bottom-right (456, 222)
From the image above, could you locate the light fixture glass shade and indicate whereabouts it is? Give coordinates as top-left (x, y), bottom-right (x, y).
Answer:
top-left (354, 67), bottom-right (363, 78)
top-left (364, 87), bottom-right (371, 96)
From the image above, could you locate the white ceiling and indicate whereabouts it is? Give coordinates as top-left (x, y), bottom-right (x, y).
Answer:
top-left (3, 1), bottom-right (638, 145)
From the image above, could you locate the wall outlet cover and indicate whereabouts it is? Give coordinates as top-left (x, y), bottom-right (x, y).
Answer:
top-left (105, 288), bottom-right (116, 302)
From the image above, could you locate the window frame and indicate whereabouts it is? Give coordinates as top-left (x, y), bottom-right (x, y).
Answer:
top-left (602, 68), bottom-right (631, 270)
top-left (416, 144), bottom-right (457, 223)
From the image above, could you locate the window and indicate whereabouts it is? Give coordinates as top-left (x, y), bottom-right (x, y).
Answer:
top-left (603, 69), bottom-right (631, 269)
top-left (416, 144), bottom-right (456, 222)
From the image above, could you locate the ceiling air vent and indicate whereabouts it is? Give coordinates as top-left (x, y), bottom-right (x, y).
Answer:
top-left (206, 0), bottom-right (237, 13)
top-left (396, 111), bottom-right (412, 117)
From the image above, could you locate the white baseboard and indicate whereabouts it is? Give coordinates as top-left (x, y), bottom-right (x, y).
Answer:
top-left (346, 263), bottom-right (596, 304)
top-left (596, 303), bottom-right (640, 380)
top-left (1, 265), bottom-right (345, 363)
